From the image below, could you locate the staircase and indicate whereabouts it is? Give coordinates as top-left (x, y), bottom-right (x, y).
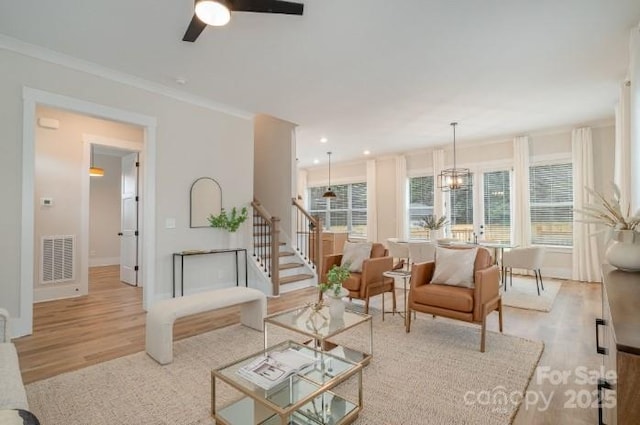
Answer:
top-left (251, 199), bottom-right (318, 295)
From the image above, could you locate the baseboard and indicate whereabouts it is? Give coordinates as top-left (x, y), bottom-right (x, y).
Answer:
top-left (34, 284), bottom-right (86, 303)
top-left (89, 257), bottom-right (119, 267)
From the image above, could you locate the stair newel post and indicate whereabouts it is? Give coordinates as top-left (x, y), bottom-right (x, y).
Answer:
top-left (313, 215), bottom-right (322, 273)
top-left (271, 216), bottom-right (281, 296)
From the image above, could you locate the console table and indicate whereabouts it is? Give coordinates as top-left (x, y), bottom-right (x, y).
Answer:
top-left (596, 265), bottom-right (640, 424)
top-left (172, 249), bottom-right (248, 297)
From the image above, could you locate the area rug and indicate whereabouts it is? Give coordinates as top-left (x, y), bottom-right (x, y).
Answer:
top-left (25, 315), bottom-right (543, 425)
top-left (501, 276), bottom-right (562, 312)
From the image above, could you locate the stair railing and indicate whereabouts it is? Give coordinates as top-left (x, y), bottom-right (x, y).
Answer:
top-left (251, 199), bottom-right (281, 296)
top-left (292, 197), bottom-right (322, 272)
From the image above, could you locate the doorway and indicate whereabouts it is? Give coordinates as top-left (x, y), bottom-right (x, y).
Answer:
top-left (18, 87), bottom-right (157, 337)
top-left (88, 143), bottom-right (141, 287)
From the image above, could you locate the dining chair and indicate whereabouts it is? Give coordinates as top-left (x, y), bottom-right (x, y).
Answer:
top-left (386, 238), bottom-right (410, 271)
top-left (501, 246), bottom-right (546, 295)
top-left (407, 241), bottom-right (436, 265)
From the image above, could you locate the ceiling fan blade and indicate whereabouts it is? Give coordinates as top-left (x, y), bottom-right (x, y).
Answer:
top-left (231, 0), bottom-right (304, 15)
top-left (182, 14), bottom-right (207, 42)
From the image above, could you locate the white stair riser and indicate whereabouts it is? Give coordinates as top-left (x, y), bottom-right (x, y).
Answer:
top-left (279, 277), bottom-right (317, 294)
top-left (279, 266), bottom-right (308, 278)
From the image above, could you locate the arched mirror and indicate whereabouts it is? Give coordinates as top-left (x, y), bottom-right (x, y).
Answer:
top-left (190, 177), bottom-right (222, 228)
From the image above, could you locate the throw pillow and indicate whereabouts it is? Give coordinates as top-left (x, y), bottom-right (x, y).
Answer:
top-left (431, 246), bottom-right (478, 288)
top-left (340, 241), bottom-right (373, 273)
top-left (0, 410), bottom-right (41, 425)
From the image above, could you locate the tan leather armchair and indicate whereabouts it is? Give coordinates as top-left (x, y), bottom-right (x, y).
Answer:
top-left (406, 247), bottom-right (503, 352)
top-left (321, 243), bottom-right (396, 316)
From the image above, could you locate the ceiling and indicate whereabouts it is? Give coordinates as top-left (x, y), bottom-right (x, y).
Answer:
top-left (2, 1), bottom-right (639, 167)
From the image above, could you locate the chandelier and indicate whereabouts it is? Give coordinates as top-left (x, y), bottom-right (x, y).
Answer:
top-left (437, 122), bottom-right (471, 191)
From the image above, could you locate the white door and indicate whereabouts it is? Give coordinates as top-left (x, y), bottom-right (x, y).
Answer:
top-left (120, 152), bottom-right (139, 285)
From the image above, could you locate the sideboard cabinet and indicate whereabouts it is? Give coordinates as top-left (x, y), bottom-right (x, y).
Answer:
top-left (596, 266), bottom-right (640, 424)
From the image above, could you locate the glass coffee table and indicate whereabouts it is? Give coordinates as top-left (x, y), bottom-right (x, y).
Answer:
top-left (264, 306), bottom-right (373, 365)
top-left (211, 340), bottom-right (363, 425)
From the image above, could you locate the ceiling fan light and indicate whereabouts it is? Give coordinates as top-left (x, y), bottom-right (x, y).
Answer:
top-left (195, 0), bottom-right (231, 26)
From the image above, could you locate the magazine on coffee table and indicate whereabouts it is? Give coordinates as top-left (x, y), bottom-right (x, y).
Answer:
top-left (237, 348), bottom-right (319, 390)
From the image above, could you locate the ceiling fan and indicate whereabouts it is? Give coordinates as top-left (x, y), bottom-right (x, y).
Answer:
top-left (183, 0), bottom-right (304, 42)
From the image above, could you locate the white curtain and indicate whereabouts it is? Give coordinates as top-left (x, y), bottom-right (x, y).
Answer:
top-left (432, 149), bottom-right (445, 220)
top-left (366, 159), bottom-right (378, 242)
top-left (395, 156), bottom-right (408, 240)
top-left (614, 80), bottom-right (631, 209)
top-left (572, 127), bottom-right (601, 282)
top-left (512, 136), bottom-right (531, 248)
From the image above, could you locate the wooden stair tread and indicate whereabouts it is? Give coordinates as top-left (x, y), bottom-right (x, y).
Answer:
top-left (253, 241), bottom-right (286, 247)
top-left (280, 273), bottom-right (314, 285)
top-left (279, 262), bottom-right (304, 271)
top-left (255, 251), bottom-right (294, 258)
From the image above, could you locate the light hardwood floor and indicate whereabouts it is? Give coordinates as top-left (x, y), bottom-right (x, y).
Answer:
top-left (14, 265), bottom-right (603, 424)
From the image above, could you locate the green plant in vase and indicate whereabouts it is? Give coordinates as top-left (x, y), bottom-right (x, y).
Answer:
top-left (319, 263), bottom-right (351, 297)
top-left (420, 214), bottom-right (449, 240)
top-left (420, 214), bottom-right (449, 231)
top-left (208, 206), bottom-right (248, 232)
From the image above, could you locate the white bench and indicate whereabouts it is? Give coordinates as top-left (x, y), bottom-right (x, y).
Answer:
top-left (0, 308), bottom-right (29, 412)
top-left (145, 287), bottom-right (266, 365)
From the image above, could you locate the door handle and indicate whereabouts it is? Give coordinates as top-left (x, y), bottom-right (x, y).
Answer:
top-left (595, 318), bottom-right (607, 355)
top-left (597, 378), bottom-right (613, 425)
top-left (118, 232), bottom-right (123, 236)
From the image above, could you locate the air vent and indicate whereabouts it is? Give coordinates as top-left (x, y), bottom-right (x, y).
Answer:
top-left (41, 235), bottom-right (75, 284)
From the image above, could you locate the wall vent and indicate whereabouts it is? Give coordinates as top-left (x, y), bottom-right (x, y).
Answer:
top-left (41, 235), bottom-right (75, 284)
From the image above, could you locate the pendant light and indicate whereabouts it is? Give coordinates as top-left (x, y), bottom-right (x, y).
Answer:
top-left (437, 122), bottom-right (471, 191)
top-left (89, 144), bottom-right (104, 177)
top-left (322, 151), bottom-right (337, 199)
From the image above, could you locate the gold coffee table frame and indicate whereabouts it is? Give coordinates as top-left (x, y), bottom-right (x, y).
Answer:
top-left (264, 306), bottom-right (373, 366)
top-left (211, 340), bottom-right (363, 425)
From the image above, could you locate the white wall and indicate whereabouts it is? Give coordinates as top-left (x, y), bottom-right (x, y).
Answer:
top-left (254, 114), bottom-right (297, 240)
top-left (303, 125), bottom-right (617, 279)
top-left (0, 48), bottom-right (254, 323)
top-left (90, 153), bottom-right (123, 267)
top-left (630, 24), bottom-right (640, 212)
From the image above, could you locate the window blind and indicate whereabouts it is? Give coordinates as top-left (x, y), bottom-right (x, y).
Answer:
top-left (408, 176), bottom-right (434, 239)
top-left (483, 170), bottom-right (511, 243)
top-left (308, 182), bottom-right (367, 237)
top-left (529, 163), bottom-right (573, 246)
top-left (448, 174), bottom-right (474, 241)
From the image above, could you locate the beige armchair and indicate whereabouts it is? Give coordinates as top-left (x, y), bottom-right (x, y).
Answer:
top-left (406, 247), bottom-right (503, 352)
top-left (321, 242), bottom-right (396, 316)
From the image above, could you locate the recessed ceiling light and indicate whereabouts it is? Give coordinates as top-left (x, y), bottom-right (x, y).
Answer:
top-left (175, 77), bottom-right (188, 85)
top-left (313, 159), bottom-right (319, 164)
top-left (363, 150), bottom-right (371, 155)
top-left (320, 137), bottom-right (328, 143)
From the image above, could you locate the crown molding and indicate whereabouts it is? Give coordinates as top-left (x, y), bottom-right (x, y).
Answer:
top-left (0, 34), bottom-right (254, 120)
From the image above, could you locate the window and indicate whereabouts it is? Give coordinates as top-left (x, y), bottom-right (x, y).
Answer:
top-left (448, 175), bottom-right (474, 241)
top-left (483, 170), bottom-right (511, 243)
top-left (529, 163), bottom-right (573, 246)
top-left (308, 183), bottom-right (367, 237)
top-left (408, 175), bottom-right (434, 239)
